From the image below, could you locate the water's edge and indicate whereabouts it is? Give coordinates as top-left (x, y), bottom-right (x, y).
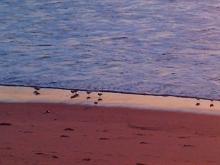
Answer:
top-left (0, 85), bottom-right (219, 116)
top-left (0, 83), bottom-right (218, 101)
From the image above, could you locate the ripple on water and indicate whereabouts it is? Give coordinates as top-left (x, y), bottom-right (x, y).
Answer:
top-left (1, 0), bottom-right (220, 100)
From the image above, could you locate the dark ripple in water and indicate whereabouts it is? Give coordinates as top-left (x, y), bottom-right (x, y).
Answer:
top-left (1, 0), bottom-right (220, 99)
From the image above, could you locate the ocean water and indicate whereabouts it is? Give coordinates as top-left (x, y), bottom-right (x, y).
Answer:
top-left (1, 0), bottom-right (220, 99)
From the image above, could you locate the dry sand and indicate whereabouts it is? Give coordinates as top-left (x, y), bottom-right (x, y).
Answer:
top-left (1, 85), bottom-right (220, 165)
top-left (1, 103), bottom-right (220, 165)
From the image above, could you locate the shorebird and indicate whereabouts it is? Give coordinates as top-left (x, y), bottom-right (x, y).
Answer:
top-left (33, 91), bottom-right (40, 95)
top-left (71, 89), bottom-right (78, 93)
top-left (70, 93), bottom-right (79, 99)
top-left (98, 92), bottom-right (102, 96)
top-left (34, 86), bottom-right (40, 90)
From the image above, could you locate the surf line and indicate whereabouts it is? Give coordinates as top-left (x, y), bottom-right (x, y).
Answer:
top-left (0, 85), bottom-right (219, 115)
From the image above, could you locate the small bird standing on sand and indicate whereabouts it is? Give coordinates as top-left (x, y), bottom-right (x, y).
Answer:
top-left (33, 90), bottom-right (40, 95)
top-left (196, 103), bottom-right (200, 106)
top-left (34, 86), bottom-right (40, 91)
top-left (71, 89), bottom-right (78, 93)
top-left (70, 93), bottom-right (79, 99)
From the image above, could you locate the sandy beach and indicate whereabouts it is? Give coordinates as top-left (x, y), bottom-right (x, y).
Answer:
top-left (1, 1), bottom-right (220, 164)
top-left (1, 103), bottom-right (220, 165)
top-left (1, 86), bottom-right (220, 165)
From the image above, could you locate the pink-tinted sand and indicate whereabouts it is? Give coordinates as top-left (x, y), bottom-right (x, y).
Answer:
top-left (1, 103), bottom-right (220, 165)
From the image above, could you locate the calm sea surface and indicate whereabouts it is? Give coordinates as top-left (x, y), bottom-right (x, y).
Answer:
top-left (1, 0), bottom-right (220, 99)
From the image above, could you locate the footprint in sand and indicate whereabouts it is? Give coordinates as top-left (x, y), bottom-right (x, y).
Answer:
top-left (0, 122), bottom-right (12, 126)
top-left (94, 101), bottom-right (98, 105)
top-left (128, 124), bottom-right (159, 131)
top-left (35, 152), bottom-right (45, 155)
top-left (183, 144), bottom-right (194, 147)
top-left (136, 133), bottom-right (145, 136)
top-left (43, 110), bottom-right (50, 114)
top-left (98, 98), bottom-right (102, 101)
top-left (210, 103), bottom-right (214, 107)
top-left (178, 136), bottom-right (190, 139)
top-left (60, 135), bottom-right (69, 138)
top-left (82, 158), bottom-right (91, 161)
top-left (98, 92), bottom-right (102, 96)
top-left (51, 155), bottom-right (59, 159)
top-left (35, 152), bottom-right (59, 159)
top-left (64, 128), bottom-right (74, 131)
top-left (87, 96), bottom-right (91, 100)
top-left (139, 142), bottom-right (149, 144)
top-left (99, 137), bottom-right (109, 140)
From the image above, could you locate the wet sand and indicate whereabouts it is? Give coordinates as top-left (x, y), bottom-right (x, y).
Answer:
top-left (1, 103), bottom-right (220, 165)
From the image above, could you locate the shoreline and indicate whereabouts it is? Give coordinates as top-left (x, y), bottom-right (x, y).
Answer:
top-left (1, 86), bottom-right (220, 164)
top-left (0, 83), bottom-right (216, 101)
top-left (0, 85), bottom-right (219, 115)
